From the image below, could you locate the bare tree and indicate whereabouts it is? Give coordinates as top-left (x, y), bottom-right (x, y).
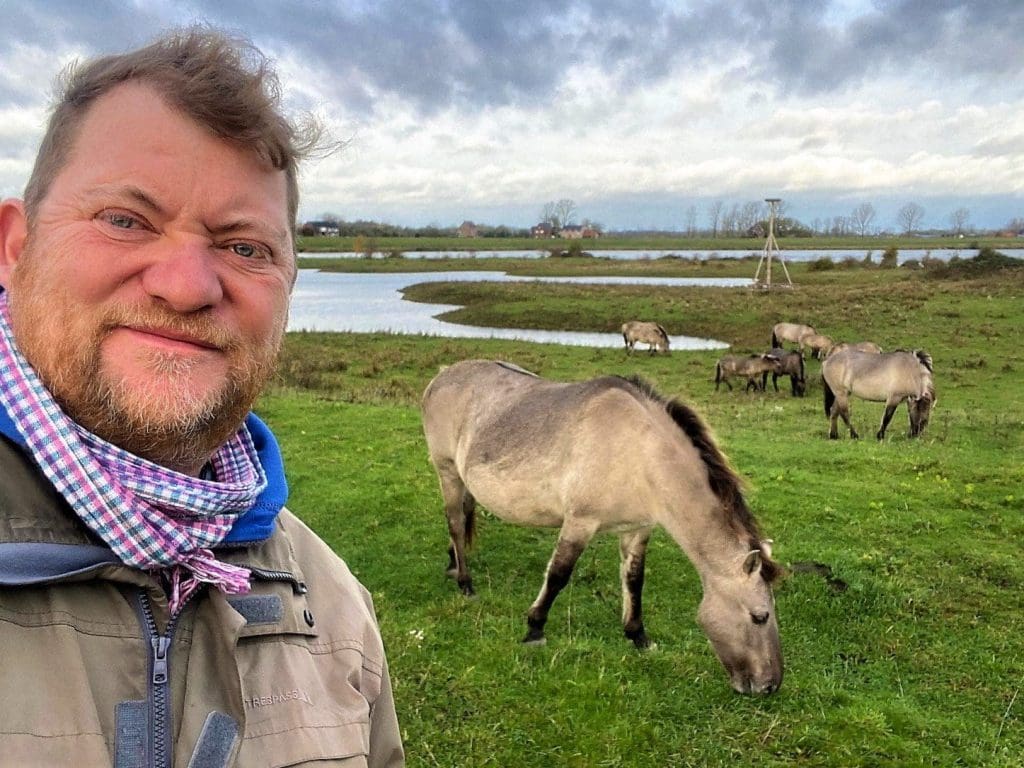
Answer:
top-left (948, 207), bottom-right (970, 236)
top-left (707, 200), bottom-right (724, 238)
top-left (850, 203), bottom-right (877, 236)
top-left (684, 204), bottom-right (698, 236)
top-left (539, 201), bottom-right (557, 227)
top-left (897, 202), bottom-right (926, 234)
top-left (554, 198), bottom-right (577, 228)
top-left (740, 201), bottom-right (762, 233)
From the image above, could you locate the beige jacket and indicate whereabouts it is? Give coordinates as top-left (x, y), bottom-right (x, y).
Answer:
top-left (0, 436), bottom-right (405, 767)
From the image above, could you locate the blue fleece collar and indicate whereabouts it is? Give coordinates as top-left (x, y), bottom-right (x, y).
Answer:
top-left (0, 407), bottom-right (287, 544)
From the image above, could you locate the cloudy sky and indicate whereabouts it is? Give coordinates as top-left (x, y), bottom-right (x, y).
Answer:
top-left (2, 0), bottom-right (1022, 232)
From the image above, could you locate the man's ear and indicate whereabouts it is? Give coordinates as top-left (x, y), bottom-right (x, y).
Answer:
top-left (0, 199), bottom-right (27, 291)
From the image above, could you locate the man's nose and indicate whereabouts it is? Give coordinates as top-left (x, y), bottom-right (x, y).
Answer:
top-left (140, 238), bottom-right (224, 311)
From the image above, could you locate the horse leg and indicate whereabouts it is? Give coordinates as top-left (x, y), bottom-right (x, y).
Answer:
top-left (438, 470), bottom-right (476, 596)
top-left (830, 394), bottom-right (857, 439)
top-left (523, 526), bottom-right (593, 645)
top-left (876, 398), bottom-right (901, 440)
top-left (619, 529), bottom-right (653, 649)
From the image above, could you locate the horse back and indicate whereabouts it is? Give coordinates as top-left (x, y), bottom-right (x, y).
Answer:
top-left (823, 350), bottom-right (932, 402)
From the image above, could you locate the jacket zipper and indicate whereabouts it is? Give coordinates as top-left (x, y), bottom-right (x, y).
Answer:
top-left (137, 588), bottom-right (197, 768)
top-left (247, 566), bottom-right (307, 594)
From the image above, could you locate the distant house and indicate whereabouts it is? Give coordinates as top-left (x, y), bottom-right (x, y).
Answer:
top-left (561, 225), bottom-right (600, 239)
top-left (457, 220), bottom-right (479, 238)
top-left (304, 220), bottom-right (340, 237)
top-left (531, 222), bottom-right (555, 238)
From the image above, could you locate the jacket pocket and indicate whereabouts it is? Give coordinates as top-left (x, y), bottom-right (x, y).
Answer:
top-left (226, 584), bottom-right (380, 768)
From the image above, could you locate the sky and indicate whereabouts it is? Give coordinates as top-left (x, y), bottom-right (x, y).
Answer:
top-left (1, 0), bottom-right (1022, 233)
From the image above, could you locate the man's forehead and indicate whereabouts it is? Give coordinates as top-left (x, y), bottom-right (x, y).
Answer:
top-left (53, 82), bottom-right (291, 230)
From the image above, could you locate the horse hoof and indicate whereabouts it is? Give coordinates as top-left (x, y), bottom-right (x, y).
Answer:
top-left (522, 635), bottom-right (547, 646)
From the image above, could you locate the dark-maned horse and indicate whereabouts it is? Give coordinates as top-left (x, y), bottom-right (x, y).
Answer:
top-left (715, 353), bottom-right (782, 392)
top-left (822, 349), bottom-right (936, 439)
top-left (771, 322), bottom-right (815, 349)
top-left (622, 320), bottom-right (670, 355)
top-left (825, 340), bottom-right (883, 359)
top-left (421, 360), bottom-right (783, 695)
top-left (761, 348), bottom-right (806, 396)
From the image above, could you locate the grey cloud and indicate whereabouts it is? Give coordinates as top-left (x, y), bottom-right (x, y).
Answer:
top-left (2, 0), bottom-right (1021, 115)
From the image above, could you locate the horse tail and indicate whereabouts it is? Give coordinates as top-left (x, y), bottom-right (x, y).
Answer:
top-left (798, 353), bottom-right (806, 382)
top-left (771, 330), bottom-right (780, 347)
top-left (823, 376), bottom-right (835, 417)
top-left (462, 490), bottom-right (477, 548)
top-left (714, 361), bottom-right (722, 386)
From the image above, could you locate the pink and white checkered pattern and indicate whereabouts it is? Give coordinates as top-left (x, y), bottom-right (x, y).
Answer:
top-left (0, 294), bottom-right (265, 615)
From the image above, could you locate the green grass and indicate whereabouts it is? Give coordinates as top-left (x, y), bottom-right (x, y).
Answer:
top-left (257, 260), bottom-right (1024, 766)
top-left (296, 234), bottom-right (1022, 254)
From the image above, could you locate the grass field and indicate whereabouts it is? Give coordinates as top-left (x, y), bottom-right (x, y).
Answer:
top-left (295, 233), bottom-right (1022, 255)
top-left (259, 257), bottom-right (1024, 766)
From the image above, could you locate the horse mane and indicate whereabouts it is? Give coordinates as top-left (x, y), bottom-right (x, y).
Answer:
top-left (914, 349), bottom-right (933, 373)
top-left (618, 376), bottom-right (780, 583)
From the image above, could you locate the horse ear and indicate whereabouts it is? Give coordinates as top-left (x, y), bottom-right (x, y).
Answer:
top-left (761, 539), bottom-right (774, 559)
top-left (743, 549), bottom-right (762, 575)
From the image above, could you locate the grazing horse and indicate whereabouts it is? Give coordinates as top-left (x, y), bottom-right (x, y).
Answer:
top-left (799, 333), bottom-right (834, 360)
top-left (825, 341), bottom-right (883, 359)
top-left (761, 348), bottom-right (806, 396)
top-left (622, 321), bottom-right (670, 355)
top-left (822, 349), bottom-right (936, 440)
top-left (421, 360), bottom-right (783, 695)
top-left (715, 353), bottom-right (782, 392)
top-left (771, 322), bottom-right (816, 349)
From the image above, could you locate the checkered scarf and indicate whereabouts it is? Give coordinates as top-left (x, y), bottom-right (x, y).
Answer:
top-left (0, 295), bottom-right (265, 615)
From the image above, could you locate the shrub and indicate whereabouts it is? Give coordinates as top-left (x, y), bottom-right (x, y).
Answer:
top-left (808, 257), bottom-right (835, 271)
top-left (879, 247), bottom-right (898, 269)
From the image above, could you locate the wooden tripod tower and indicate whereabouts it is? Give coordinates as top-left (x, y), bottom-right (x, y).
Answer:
top-left (753, 198), bottom-right (793, 290)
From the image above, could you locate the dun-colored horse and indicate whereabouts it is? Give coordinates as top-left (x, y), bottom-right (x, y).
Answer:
top-left (421, 360), bottom-right (783, 694)
top-left (622, 320), bottom-right (670, 355)
top-left (770, 322), bottom-right (815, 349)
top-left (822, 349), bottom-right (936, 439)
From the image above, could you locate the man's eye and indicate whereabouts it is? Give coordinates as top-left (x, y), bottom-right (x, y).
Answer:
top-left (103, 212), bottom-right (141, 229)
top-left (231, 243), bottom-right (256, 258)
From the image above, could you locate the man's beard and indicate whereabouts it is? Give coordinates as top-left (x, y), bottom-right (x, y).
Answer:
top-left (9, 280), bottom-right (281, 472)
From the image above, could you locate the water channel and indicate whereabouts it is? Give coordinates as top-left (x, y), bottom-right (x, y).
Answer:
top-left (288, 247), bottom-right (1024, 349)
top-left (301, 247), bottom-right (1024, 264)
top-left (287, 270), bottom-right (747, 349)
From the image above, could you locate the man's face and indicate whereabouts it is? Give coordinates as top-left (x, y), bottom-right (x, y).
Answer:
top-left (4, 82), bottom-right (294, 473)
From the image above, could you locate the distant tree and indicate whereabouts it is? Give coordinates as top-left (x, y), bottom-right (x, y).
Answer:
top-left (683, 204), bottom-right (698, 236)
top-left (739, 201), bottom-right (762, 233)
top-left (539, 199), bottom-right (577, 229)
top-left (554, 198), bottom-right (577, 228)
top-left (897, 202), bottom-right (926, 234)
top-left (949, 207), bottom-right (970, 236)
top-left (850, 203), bottom-right (877, 236)
top-left (707, 200), bottom-right (724, 237)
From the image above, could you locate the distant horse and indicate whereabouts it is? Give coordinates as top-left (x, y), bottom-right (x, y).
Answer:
top-left (622, 321), bottom-right (670, 355)
top-left (761, 348), bottom-right (806, 397)
top-left (715, 353), bottom-right (782, 392)
top-left (822, 349), bottom-right (936, 439)
top-left (825, 341), bottom-right (883, 359)
top-left (422, 360), bottom-right (783, 694)
top-left (799, 333), bottom-right (834, 360)
top-left (771, 322), bottom-right (816, 349)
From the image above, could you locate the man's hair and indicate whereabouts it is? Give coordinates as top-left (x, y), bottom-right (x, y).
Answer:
top-left (23, 26), bottom-right (318, 240)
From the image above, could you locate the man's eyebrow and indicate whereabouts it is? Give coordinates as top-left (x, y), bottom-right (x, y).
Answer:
top-left (206, 218), bottom-right (291, 245)
top-left (92, 184), bottom-right (167, 214)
